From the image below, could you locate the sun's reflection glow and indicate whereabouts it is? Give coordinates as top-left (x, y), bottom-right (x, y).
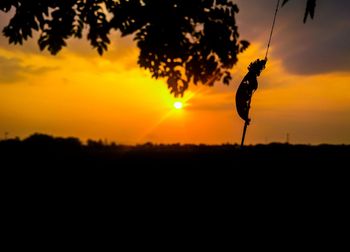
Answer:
top-left (174, 101), bottom-right (183, 109)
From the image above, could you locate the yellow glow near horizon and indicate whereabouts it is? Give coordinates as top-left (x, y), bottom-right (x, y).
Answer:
top-left (174, 101), bottom-right (183, 110)
top-left (1, 31), bottom-right (350, 145)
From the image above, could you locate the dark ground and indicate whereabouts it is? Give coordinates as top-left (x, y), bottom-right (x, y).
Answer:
top-left (1, 133), bottom-right (349, 168)
top-left (2, 134), bottom-right (348, 199)
top-left (1, 133), bottom-right (349, 170)
top-left (1, 133), bottom-right (348, 233)
top-left (2, 134), bottom-right (348, 198)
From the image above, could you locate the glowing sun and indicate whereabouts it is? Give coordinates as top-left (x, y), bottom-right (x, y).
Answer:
top-left (173, 101), bottom-right (183, 110)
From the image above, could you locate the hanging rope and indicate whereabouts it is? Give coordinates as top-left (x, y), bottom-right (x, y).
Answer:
top-left (236, 0), bottom-right (281, 147)
top-left (265, 0), bottom-right (281, 60)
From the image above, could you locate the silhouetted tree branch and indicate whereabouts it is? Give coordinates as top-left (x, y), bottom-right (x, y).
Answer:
top-left (282, 0), bottom-right (316, 23)
top-left (0, 0), bottom-right (316, 97)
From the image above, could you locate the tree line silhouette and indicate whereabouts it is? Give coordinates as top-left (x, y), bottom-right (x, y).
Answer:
top-left (0, 133), bottom-right (348, 168)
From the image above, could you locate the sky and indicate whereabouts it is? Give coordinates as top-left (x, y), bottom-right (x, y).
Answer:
top-left (0, 0), bottom-right (350, 145)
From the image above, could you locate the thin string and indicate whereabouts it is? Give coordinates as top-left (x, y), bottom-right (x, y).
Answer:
top-left (265, 0), bottom-right (281, 60)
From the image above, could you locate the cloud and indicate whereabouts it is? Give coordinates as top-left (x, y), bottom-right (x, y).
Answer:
top-left (0, 56), bottom-right (58, 84)
top-left (186, 92), bottom-right (234, 112)
top-left (188, 102), bottom-right (233, 111)
top-left (236, 0), bottom-right (350, 75)
top-left (0, 56), bottom-right (22, 83)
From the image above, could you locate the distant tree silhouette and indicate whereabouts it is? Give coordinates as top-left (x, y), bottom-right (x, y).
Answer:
top-left (0, 0), bottom-right (315, 96)
top-left (87, 139), bottom-right (105, 149)
top-left (23, 133), bottom-right (82, 151)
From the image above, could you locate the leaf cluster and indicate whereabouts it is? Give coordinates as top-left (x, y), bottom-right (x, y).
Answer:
top-left (0, 0), bottom-right (249, 96)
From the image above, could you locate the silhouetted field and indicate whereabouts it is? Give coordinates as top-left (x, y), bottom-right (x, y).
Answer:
top-left (2, 133), bottom-right (347, 241)
top-left (1, 133), bottom-right (348, 209)
top-left (1, 133), bottom-right (349, 169)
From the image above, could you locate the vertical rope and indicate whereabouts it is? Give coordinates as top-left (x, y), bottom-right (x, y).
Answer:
top-left (265, 0), bottom-right (281, 60)
top-left (240, 0), bottom-right (281, 148)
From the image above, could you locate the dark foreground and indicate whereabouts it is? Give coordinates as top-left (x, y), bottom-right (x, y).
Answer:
top-left (1, 134), bottom-right (348, 224)
top-left (1, 133), bottom-right (349, 169)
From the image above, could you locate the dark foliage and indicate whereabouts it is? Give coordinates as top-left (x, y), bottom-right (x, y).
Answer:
top-left (0, 1), bottom-right (316, 96)
top-left (0, 0), bottom-right (249, 97)
top-left (282, 0), bottom-right (316, 23)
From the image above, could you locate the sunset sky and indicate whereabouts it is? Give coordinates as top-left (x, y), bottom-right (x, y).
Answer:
top-left (1, 0), bottom-right (350, 145)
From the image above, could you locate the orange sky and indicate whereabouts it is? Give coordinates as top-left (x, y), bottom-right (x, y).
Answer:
top-left (1, 1), bottom-right (350, 144)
